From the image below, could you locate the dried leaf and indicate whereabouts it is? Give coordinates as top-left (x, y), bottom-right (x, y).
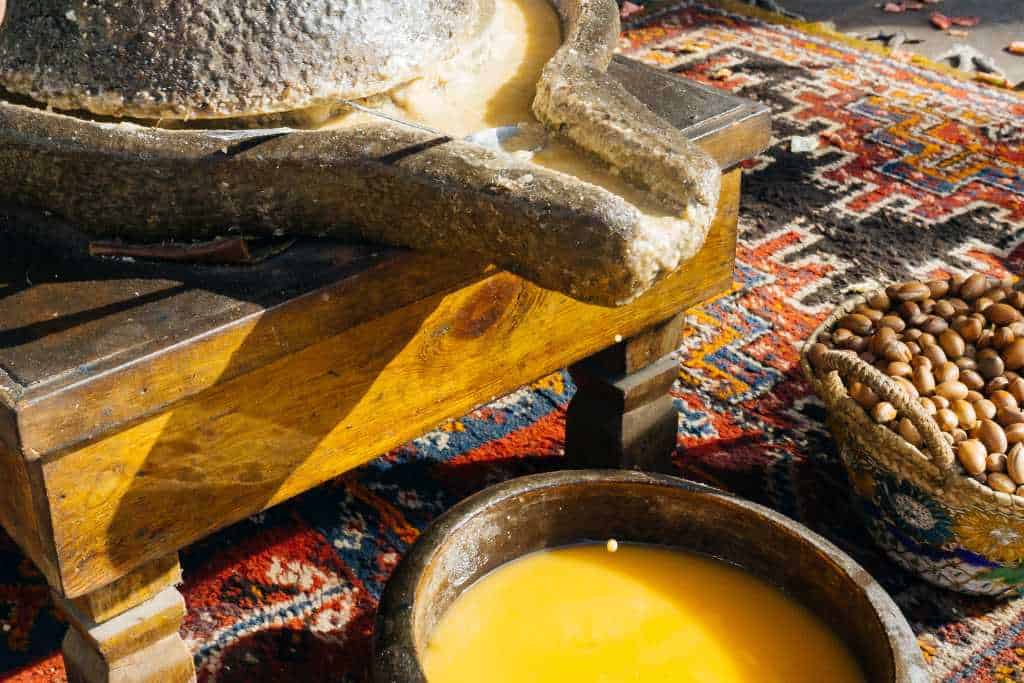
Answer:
top-left (882, 2), bottom-right (905, 12)
top-left (790, 134), bottom-right (819, 153)
top-left (950, 15), bottom-right (980, 27)
top-left (619, 1), bottom-right (644, 18)
top-left (930, 12), bottom-right (952, 29)
top-left (821, 131), bottom-right (846, 149)
top-left (975, 72), bottom-right (1010, 88)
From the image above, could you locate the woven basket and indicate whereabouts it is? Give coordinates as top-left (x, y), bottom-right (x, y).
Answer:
top-left (802, 288), bottom-right (1024, 597)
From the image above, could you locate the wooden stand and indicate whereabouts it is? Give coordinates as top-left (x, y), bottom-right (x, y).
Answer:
top-left (566, 313), bottom-right (685, 471)
top-left (54, 556), bottom-right (195, 683)
top-left (0, 68), bottom-right (767, 682)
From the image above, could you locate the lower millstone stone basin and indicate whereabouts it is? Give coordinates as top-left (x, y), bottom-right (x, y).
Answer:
top-left (0, 0), bottom-right (491, 119)
top-left (0, 0), bottom-right (721, 306)
top-left (372, 470), bottom-right (930, 683)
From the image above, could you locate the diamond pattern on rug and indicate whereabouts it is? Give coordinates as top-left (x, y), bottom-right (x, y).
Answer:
top-left (2, 3), bottom-right (1024, 681)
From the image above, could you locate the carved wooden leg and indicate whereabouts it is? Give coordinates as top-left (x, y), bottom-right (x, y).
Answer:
top-left (566, 312), bottom-right (685, 471)
top-left (53, 554), bottom-right (196, 683)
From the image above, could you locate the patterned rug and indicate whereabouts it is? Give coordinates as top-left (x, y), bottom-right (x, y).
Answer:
top-left (3, 2), bottom-right (1024, 681)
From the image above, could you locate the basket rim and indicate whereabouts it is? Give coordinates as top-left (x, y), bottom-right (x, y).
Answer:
top-left (800, 280), bottom-right (1024, 509)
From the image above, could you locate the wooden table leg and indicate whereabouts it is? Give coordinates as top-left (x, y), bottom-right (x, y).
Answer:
top-left (53, 554), bottom-right (196, 683)
top-left (565, 312), bottom-right (685, 471)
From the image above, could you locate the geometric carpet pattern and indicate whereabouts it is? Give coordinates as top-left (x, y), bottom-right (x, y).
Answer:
top-left (2, 2), bottom-right (1024, 680)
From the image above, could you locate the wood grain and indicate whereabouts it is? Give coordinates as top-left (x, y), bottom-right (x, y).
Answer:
top-left (41, 169), bottom-right (739, 598)
top-left (61, 587), bottom-right (195, 683)
top-left (68, 554), bottom-right (182, 623)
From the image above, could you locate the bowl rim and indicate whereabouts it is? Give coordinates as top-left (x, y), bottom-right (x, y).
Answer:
top-left (371, 468), bottom-right (928, 683)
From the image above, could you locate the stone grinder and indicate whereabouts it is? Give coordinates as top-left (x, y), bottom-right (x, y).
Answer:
top-left (0, 0), bottom-right (727, 306)
top-left (0, 4), bottom-right (771, 683)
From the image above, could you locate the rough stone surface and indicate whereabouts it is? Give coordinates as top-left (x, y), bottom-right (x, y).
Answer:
top-left (0, 0), bottom-right (491, 119)
top-left (0, 0), bottom-right (726, 307)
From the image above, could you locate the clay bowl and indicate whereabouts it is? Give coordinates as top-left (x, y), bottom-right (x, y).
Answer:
top-left (373, 469), bottom-right (928, 682)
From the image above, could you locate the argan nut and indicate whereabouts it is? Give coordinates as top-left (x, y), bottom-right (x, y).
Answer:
top-left (872, 402), bottom-right (897, 423)
top-left (1003, 339), bottom-right (1024, 370)
top-left (905, 341), bottom-right (921, 355)
top-left (918, 332), bottom-right (937, 347)
top-left (838, 313), bottom-right (873, 335)
top-left (898, 301), bottom-right (921, 321)
top-left (871, 327), bottom-right (898, 355)
top-left (953, 317), bottom-right (982, 343)
top-left (927, 279), bottom-right (950, 298)
top-left (991, 390), bottom-right (1018, 411)
top-left (911, 355), bottom-right (932, 370)
top-left (847, 335), bottom-right (868, 352)
top-left (935, 409), bottom-right (959, 432)
top-left (986, 453), bottom-right (1008, 473)
top-left (966, 390), bottom-right (984, 404)
top-left (1006, 423), bottom-right (1024, 444)
top-left (918, 397), bottom-right (937, 416)
top-left (850, 382), bottom-right (879, 409)
top-left (977, 350), bottom-right (1005, 380)
top-left (887, 361), bottom-right (912, 377)
top-left (1010, 377), bottom-right (1024, 403)
top-left (893, 377), bottom-right (919, 399)
top-left (1009, 444), bottom-right (1024, 484)
top-left (855, 304), bottom-right (883, 322)
top-left (974, 296), bottom-right (994, 313)
top-left (899, 417), bottom-right (923, 446)
top-left (923, 344), bottom-right (948, 366)
top-left (975, 399), bottom-right (997, 421)
top-left (912, 366), bottom-right (935, 394)
top-left (934, 361), bottom-right (959, 384)
top-left (920, 316), bottom-right (948, 335)
top-left (932, 395), bottom-right (950, 409)
top-left (934, 300), bottom-right (956, 319)
top-left (985, 302), bottom-right (1021, 325)
top-left (994, 327), bottom-right (1015, 350)
top-left (951, 399), bottom-right (978, 429)
top-left (1009, 291), bottom-right (1024, 310)
top-left (988, 472), bottom-right (1017, 494)
top-left (955, 357), bottom-right (977, 371)
top-left (939, 329), bottom-right (966, 358)
top-left (935, 380), bottom-right (968, 401)
top-left (986, 376), bottom-right (1011, 394)
top-left (959, 272), bottom-right (989, 301)
top-left (952, 428), bottom-right (969, 443)
top-left (998, 407), bottom-right (1024, 427)
top-left (974, 419), bottom-right (1008, 454)
top-left (882, 340), bottom-right (912, 363)
top-left (879, 315), bottom-right (906, 332)
top-left (896, 281), bottom-right (930, 302)
top-left (903, 326), bottom-right (922, 341)
top-left (985, 287), bottom-right (1008, 303)
top-left (957, 439), bottom-right (988, 475)
top-left (867, 291), bottom-right (891, 310)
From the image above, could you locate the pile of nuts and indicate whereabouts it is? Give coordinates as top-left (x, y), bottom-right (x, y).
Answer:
top-left (808, 274), bottom-right (1024, 496)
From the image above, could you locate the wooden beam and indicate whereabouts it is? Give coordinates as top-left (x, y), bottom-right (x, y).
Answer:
top-left (40, 169), bottom-right (739, 598)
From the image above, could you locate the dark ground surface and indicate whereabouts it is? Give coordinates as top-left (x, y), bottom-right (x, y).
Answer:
top-left (777, 0), bottom-right (1024, 82)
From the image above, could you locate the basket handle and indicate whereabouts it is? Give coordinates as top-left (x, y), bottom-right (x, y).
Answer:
top-left (817, 348), bottom-right (956, 475)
